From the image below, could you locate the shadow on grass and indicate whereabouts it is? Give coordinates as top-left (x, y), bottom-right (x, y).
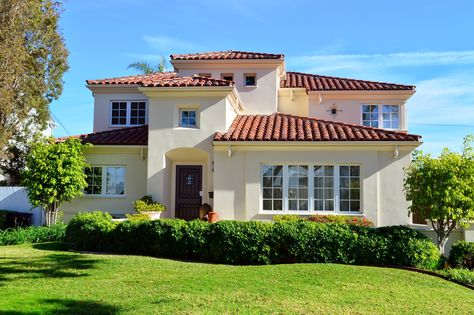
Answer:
top-left (32, 242), bottom-right (68, 251)
top-left (0, 246), bottom-right (101, 286)
top-left (0, 298), bottom-right (119, 314)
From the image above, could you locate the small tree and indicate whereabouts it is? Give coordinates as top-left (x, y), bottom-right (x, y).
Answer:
top-left (23, 138), bottom-right (90, 226)
top-left (404, 135), bottom-right (474, 255)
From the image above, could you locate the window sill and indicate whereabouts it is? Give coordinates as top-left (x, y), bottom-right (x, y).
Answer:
top-left (83, 195), bottom-right (127, 199)
top-left (173, 127), bottom-right (199, 130)
top-left (259, 211), bottom-right (363, 216)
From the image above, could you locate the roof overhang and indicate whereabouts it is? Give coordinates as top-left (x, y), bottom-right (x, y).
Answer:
top-left (86, 84), bottom-right (142, 93)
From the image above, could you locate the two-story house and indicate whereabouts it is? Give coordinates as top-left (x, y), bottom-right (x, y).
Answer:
top-left (60, 50), bottom-right (421, 226)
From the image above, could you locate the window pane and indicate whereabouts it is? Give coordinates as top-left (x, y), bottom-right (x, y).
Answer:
top-left (382, 105), bottom-right (400, 129)
top-left (339, 165), bottom-right (361, 212)
top-left (314, 165), bottom-right (334, 211)
top-left (288, 165), bottom-right (309, 211)
top-left (111, 102), bottom-right (128, 125)
top-left (106, 167), bottom-right (125, 195)
top-left (261, 165), bottom-right (283, 211)
top-left (245, 75), bottom-right (256, 86)
top-left (180, 110), bottom-right (197, 127)
top-left (85, 166), bottom-right (102, 195)
top-left (130, 102), bottom-right (146, 125)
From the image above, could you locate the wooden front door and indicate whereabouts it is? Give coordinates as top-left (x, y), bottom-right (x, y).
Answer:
top-left (175, 165), bottom-right (202, 220)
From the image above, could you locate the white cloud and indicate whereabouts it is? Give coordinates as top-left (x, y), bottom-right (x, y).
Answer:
top-left (141, 35), bottom-right (201, 54)
top-left (287, 50), bottom-right (474, 78)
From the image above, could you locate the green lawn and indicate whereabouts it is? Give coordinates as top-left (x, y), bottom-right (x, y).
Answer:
top-left (0, 243), bottom-right (473, 314)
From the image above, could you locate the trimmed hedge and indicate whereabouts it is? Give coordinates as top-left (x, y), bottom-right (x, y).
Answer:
top-left (273, 214), bottom-right (375, 226)
top-left (0, 223), bottom-right (67, 246)
top-left (449, 241), bottom-right (474, 270)
top-left (66, 212), bottom-right (440, 268)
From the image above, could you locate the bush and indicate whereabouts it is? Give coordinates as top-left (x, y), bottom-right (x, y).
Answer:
top-left (65, 211), bottom-right (116, 251)
top-left (125, 213), bottom-right (151, 222)
top-left (449, 241), bottom-right (474, 269)
top-left (273, 214), bottom-right (304, 222)
top-left (134, 195), bottom-right (166, 212)
top-left (65, 213), bottom-right (440, 268)
top-left (0, 223), bottom-right (66, 246)
top-left (439, 268), bottom-right (474, 286)
top-left (307, 214), bottom-right (375, 227)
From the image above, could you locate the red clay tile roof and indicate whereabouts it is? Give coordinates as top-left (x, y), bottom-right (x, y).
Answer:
top-left (281, 72), bottom-right (415, 91)
top-left (170, 50), bottom-right (284, 61)
top-left (214, 113), bottom-right (420, 142)
top-left (87, 72), bottom-right (233, 87)
top-left (59, 125), bottom-right (148, 146)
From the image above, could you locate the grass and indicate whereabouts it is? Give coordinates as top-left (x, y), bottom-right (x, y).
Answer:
top-left (0, 243), bottom-right (473, 314)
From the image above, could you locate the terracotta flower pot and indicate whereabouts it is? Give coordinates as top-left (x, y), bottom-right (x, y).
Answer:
top-left (208, 211), bottom-right (218, 223)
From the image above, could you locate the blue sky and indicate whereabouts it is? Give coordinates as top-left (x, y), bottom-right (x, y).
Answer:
top-left (51, 0), bottom-right (474, 154)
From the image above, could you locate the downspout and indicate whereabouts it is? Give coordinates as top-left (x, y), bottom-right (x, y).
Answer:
top-left (227, 144), bottom-right (232, 158)
top-left (393, 145), bottom-right (399, 159)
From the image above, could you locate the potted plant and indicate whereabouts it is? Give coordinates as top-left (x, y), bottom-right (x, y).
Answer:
top-left (133, 195), bottom-right (166, 220)
top-left (208, 210), bottom-right (219, 223)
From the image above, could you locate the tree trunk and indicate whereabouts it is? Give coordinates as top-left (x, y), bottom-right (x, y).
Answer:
top-left (44, 203), bottom-right (59, 227)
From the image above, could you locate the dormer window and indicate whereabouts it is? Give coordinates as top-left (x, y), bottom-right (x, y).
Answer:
top-left (198, 73), bottom-right (211, 78)
top-left (221, 73), bottom-right (234, 82)
top-left (110, 101), bottom-right (147, 126)
top-left (244, 73), bottom-right (256, 86)
top-left (361, 104), bottom-right (400, 129)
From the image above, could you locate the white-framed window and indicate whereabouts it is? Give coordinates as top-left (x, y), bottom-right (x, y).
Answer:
top-left (361, 104), bottom-right (400, 129)
top-left (261, 164), bottom-right (361, 214)
top-left (221, 73), bottom-right (234, 81)
top-left (179, 109), bottom-right (197, 128)
top-left (382, 105), bottom-right (400, 129)
top-left (110, 101), bottom-right (147, 126)
top-left (244, 73), bottom-right (256, 86)
top-left (85, 166), bottom-right (125, 196)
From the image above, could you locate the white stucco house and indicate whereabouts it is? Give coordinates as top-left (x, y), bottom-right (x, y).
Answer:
top-left (60, 50), bottom-right (422, 226)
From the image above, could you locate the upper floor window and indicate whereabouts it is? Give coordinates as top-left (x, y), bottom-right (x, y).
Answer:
top-left (361, 104), bottom-right (400, 129)
top-left (244, 73), bottom-right (256, 86)
top-left (198, 73), bottom-right (211, 78)
top-left (179, 109), bottom-right (197, 128)
top-left (221, 73), bottom-right (234, 82)
top-left (85, 166), bottom-right (125, 196)
top-left (111, 101), bottom-right (147, 126)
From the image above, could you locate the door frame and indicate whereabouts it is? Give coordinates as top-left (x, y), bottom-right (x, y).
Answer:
top-left (171, 162), bottom-right (207, 219)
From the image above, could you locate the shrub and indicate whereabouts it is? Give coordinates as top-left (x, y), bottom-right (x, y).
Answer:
top-left (0, 223), bottom-right (66, 246)
top-left (439, 268), bottom-right (474, 286)
top-left (449, 241), bottom-right (474, 269)
top-left (125, 213), bottom-right (151, 222)
top-left (65, 211), bottom-right (116, 251)
top-left (65, 213), bottom-right (439, 268)
top-left (307, 215), bottom-right (374, 227)
top-left (273, 214), bottom-right (304, 222)
top-left (134, 195), bottom-right (166, 212)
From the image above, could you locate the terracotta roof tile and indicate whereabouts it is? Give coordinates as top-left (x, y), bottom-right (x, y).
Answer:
top-left (281, 72), bottom-right (415, 91)
top-left (87, 72), bottom-right (233, 87)
top-left (59, 125), bottom-right (148, 146)
top-left (170, 50), bottom-right (284, 61)
top-left (214, 113), bottom-right (420, 142)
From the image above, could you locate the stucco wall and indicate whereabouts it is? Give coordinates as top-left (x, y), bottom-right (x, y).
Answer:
top-left (93, 90), bottom-right (148, 132)
top-left (213, 144), bottom-right (414, 226)
top-left (60, 146), bottom-right (147, 221)
top-left (176, 66), bottom-right (279, 114)
top-left (144, 91), bottom-right (236, 218)
top-left (307, 93), bottom-right (410, 130)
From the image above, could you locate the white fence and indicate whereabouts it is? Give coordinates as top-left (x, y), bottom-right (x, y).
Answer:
top-left (0, 186), bottom-right (43, 226)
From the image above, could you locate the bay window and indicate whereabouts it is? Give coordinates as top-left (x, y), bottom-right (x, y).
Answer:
top-left (85, 166), bottom-right (125, 196)
top-left (361, 104), bottom-right (400, 129)
top-left (261, 164), bottom-right (361, 213)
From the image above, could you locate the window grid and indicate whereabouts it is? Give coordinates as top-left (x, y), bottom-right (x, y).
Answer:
top-left (314, 165), bottom-right (335, 211)
top-left (288, 165), bottom-right (308, 211)
top-left (339, 166), bottom-right (360, 212)
top-left (382, 105), bottom-right (400, 129)
top-left (85, 166), bottom-right (125, 196)
top-left (262, 165), bottom-right (283, 211)
top-left (110, 101), bottom-right (147, 126)
top-left (361, 105), bottom-right (379, 128)
top-left (180, 110), bottom-right (197, 128)
top-left (244, 73), bottom-right (256, 86)
top-left (130, 101), bottom-right (146, 125)
top-left (261, 164), bottom-right (361, 214)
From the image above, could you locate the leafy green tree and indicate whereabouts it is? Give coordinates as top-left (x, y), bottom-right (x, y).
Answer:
top-left (23, 138), bottom-right (90, 226)
top-left (404, 135), bottom-right (474, 255)
top-left (0, 0), bottom-right (68, 159)
top-left (127, 57), bottom-right (167, 74)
